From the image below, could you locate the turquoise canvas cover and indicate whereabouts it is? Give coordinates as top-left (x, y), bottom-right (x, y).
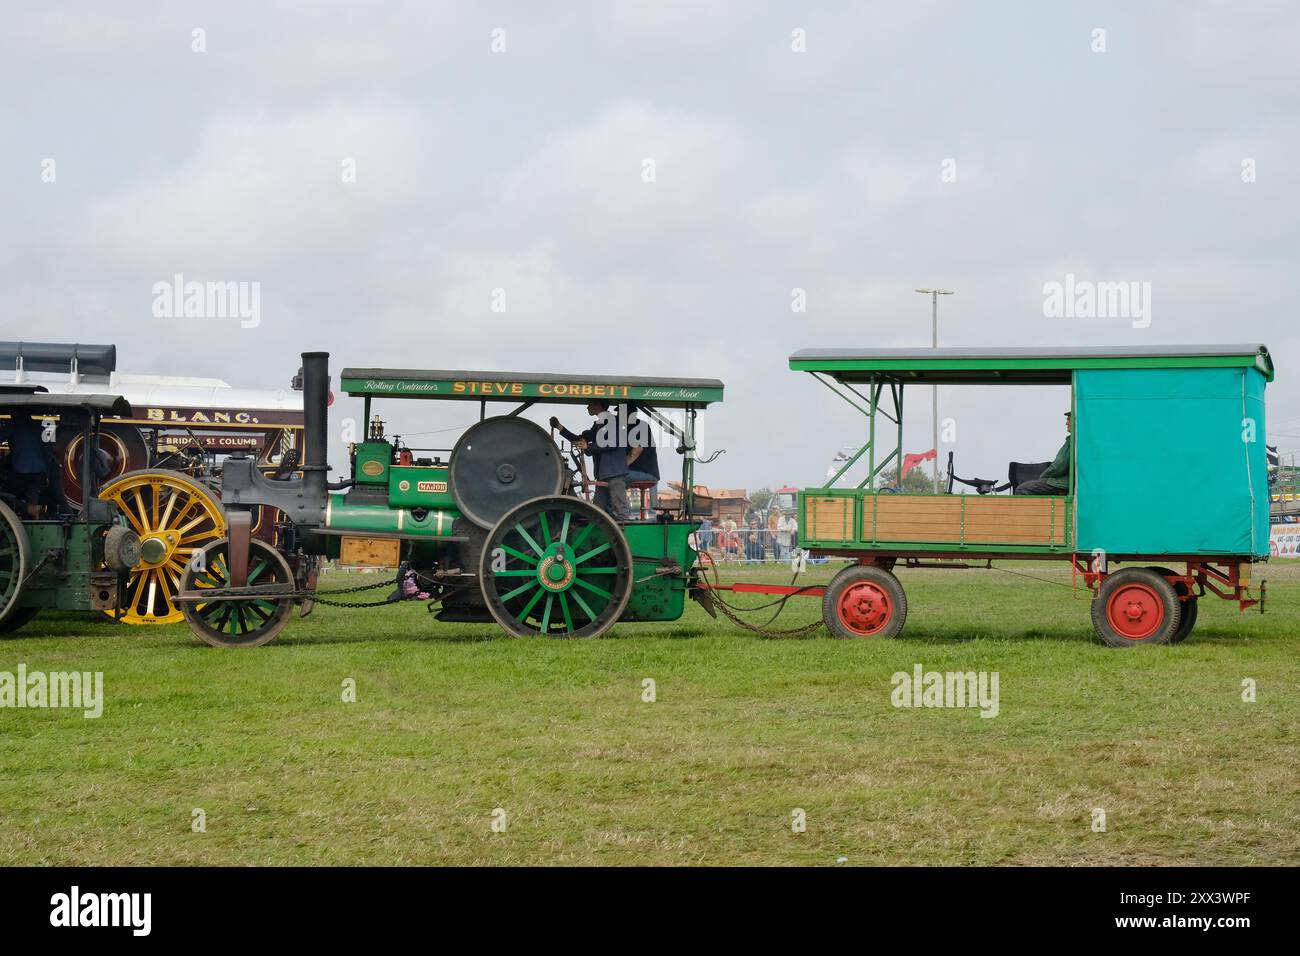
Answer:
top-left (1075, 367), bottom-right (1269, 557)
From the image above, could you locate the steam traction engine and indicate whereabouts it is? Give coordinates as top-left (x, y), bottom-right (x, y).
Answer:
top-left (173, 352), bottom-right (725, 647)
top-left (0, 340), bottom-right (306, 626)
top-left (0, 388), bottom-right (145, 633)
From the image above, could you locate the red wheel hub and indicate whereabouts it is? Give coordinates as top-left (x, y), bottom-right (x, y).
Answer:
top-left (1106, 583), bottom-right (1165, 640)
top-left (837, 581), bottom-right (892, 635)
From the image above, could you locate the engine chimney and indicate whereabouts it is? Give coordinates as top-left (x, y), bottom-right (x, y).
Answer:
top-left (300, 351), bottom-right (330, 498)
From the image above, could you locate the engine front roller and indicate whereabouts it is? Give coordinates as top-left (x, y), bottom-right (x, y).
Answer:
top-left (178, 537), bottom-right (296, 648)
top-left (98, 470), bottom-right (227, 624)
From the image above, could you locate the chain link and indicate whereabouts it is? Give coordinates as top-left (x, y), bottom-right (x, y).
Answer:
top-left (308, 575), bottom-right (401, 608)
top-left (705, 590), bottom-right (827, 639)
top-left (697, 558), bottom-right (827, 639)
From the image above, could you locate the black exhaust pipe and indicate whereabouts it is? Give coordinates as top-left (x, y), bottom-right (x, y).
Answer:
top-left (300, 352), bottom-right (330, 498)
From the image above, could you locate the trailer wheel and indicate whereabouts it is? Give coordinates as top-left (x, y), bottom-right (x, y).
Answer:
top-left (480, 495), bottom-right (632, 638)
top-left (180, 538), bottom-right (294, 648)
top-left (1091, 567), bottom-right (1181, 647)
top-left (823, 565), bottom-right (907, 639)
top-left (0, 500), bottom-right (31, 632)
top-left (1150, 566), bottom-right (1197, 643)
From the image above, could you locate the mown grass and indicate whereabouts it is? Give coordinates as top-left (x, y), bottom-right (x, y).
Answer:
top-left (1, 560), bottom-right (1296, 866)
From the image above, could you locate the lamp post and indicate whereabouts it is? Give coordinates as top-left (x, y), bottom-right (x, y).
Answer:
top-left (915, 288), bottom-right (954, 493)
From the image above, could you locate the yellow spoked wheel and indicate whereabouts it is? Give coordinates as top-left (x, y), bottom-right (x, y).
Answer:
top-left (98, 470), bottom-right (227, 624)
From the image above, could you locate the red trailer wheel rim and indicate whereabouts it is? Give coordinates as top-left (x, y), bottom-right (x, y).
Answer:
top-left (837, 581), bottom-right (892, 635)
top-left (1106, 583), bottom-right (1165, 640)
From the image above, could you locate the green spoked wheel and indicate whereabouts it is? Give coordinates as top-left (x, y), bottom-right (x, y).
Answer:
top-left (480, 495), bottom-right (633, 638)
top-left (179, 538), bottom-right (295, 648)
top-left (0, 500), bottom-right (32, 633)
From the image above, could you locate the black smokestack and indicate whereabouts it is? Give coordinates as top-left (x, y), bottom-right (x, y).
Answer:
top-left (300, 351), bottom-right (329, 496)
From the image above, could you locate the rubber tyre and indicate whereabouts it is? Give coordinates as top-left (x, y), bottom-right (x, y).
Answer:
top-left (822, 565), bottom-right (907, 639)
top-left (1091, 567), bottom-right (1181, 647)
top-left (1150, 566), bottom-right (1197, 644)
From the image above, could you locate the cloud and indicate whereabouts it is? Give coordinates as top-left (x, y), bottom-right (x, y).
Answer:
top-left (80, 103), bottom-right (422, 274)
top-left (3, 1), bottom-right (1297, 488)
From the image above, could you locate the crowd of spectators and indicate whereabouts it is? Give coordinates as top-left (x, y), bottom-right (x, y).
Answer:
top-left (695, 507), bottom-right (798, 563)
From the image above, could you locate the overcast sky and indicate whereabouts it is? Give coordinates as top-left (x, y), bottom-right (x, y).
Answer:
top-left (3, 1), bottom-right (1296, 489)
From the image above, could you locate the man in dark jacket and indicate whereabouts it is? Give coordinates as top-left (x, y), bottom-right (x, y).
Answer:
top-left (1015, 412), bottom-right (1071, 495)
top-left (0, 415), bottom-right (54, 517)
top-left (624, 408), bottom-right (660, 510)
top-left (551, 402), bottom-right (632, 520)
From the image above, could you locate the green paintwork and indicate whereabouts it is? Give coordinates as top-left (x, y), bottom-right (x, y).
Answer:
top-left (341, 374), bottom-right (724, 407)
top-left (18, 521), bottom-right (109, 612)
top-left (1075, 367), bottom-right (1271, 557)
top-left (387, 465), bottom-right (454, 510)
top-left (790, 352), bottom-right (1275, 382)
top-left (354, 441), bottom-right (392, 485)
top-left (325, 494), bottom-right (460, 538)
top-left (620, 521), bottom-right (696, 622)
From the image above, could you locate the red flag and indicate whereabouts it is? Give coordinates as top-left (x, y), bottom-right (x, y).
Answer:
top-left (900, 448), bottom-right (937, 480)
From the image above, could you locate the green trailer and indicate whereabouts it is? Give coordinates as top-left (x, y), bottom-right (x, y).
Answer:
top-left (172, 354), bottom-right (724, 646)
top-left (787, 345), bottom-right (1273, 646)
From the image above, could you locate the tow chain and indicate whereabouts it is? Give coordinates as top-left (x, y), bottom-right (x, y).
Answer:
top-left (698, 558), bottom-right (826, 639)
top-left (311, 569), bottom-right (475, 609)
top-left (309, 577), bottom-right (402, 608)
top-left (197, 576), bottom-right (401, 609)
top-left (705, 589), bottom-right (827, 639)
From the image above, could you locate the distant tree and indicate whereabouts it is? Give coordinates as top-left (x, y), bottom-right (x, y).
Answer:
top-left (877, 466), bottom-right (936, 494)
top-left (748, 487), bottom-right (774, 512)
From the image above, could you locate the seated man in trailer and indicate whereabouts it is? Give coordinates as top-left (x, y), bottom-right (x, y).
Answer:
top-left (550, 401), bottom-right (632, 520)
top-left (1014, 411), bottom-right (1072, 496)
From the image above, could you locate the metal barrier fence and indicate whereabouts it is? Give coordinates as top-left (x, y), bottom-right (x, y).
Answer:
top-left (690, 526), bottom-right (799, 564)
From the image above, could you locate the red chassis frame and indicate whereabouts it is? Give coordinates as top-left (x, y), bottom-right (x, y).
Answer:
top-left (700, 554), bottom-right (1266, 614)
top-left (1070, 556), bottom-right (1265, 613)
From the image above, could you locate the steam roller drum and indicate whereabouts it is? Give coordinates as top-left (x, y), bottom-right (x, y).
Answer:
top-left (449, 417), bottom-right (565, 528)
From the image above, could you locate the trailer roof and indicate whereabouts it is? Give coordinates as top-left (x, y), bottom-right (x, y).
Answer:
top-left (341, 368), bottom-right (724, 407)
top-left (0, 393), bottom-right (133, 417)
top-left (789, 344), bottom-right (1274, 384)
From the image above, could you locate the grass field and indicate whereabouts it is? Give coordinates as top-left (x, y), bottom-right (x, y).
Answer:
top-left (1, 559), bottom-right (1297, 866)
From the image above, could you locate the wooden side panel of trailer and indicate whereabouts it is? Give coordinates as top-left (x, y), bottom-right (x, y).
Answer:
top-left (799, 490), bottom-right (1071, 552)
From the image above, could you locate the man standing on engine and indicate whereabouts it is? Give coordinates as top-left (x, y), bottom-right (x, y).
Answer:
top-left (551, 401), bottom-right (632, 520)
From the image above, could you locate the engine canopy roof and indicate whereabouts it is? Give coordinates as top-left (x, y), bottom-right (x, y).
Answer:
top-left (341, 368), bottom-right (724, 408)
top-left (789, 344), bottom-right (1274, 385)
